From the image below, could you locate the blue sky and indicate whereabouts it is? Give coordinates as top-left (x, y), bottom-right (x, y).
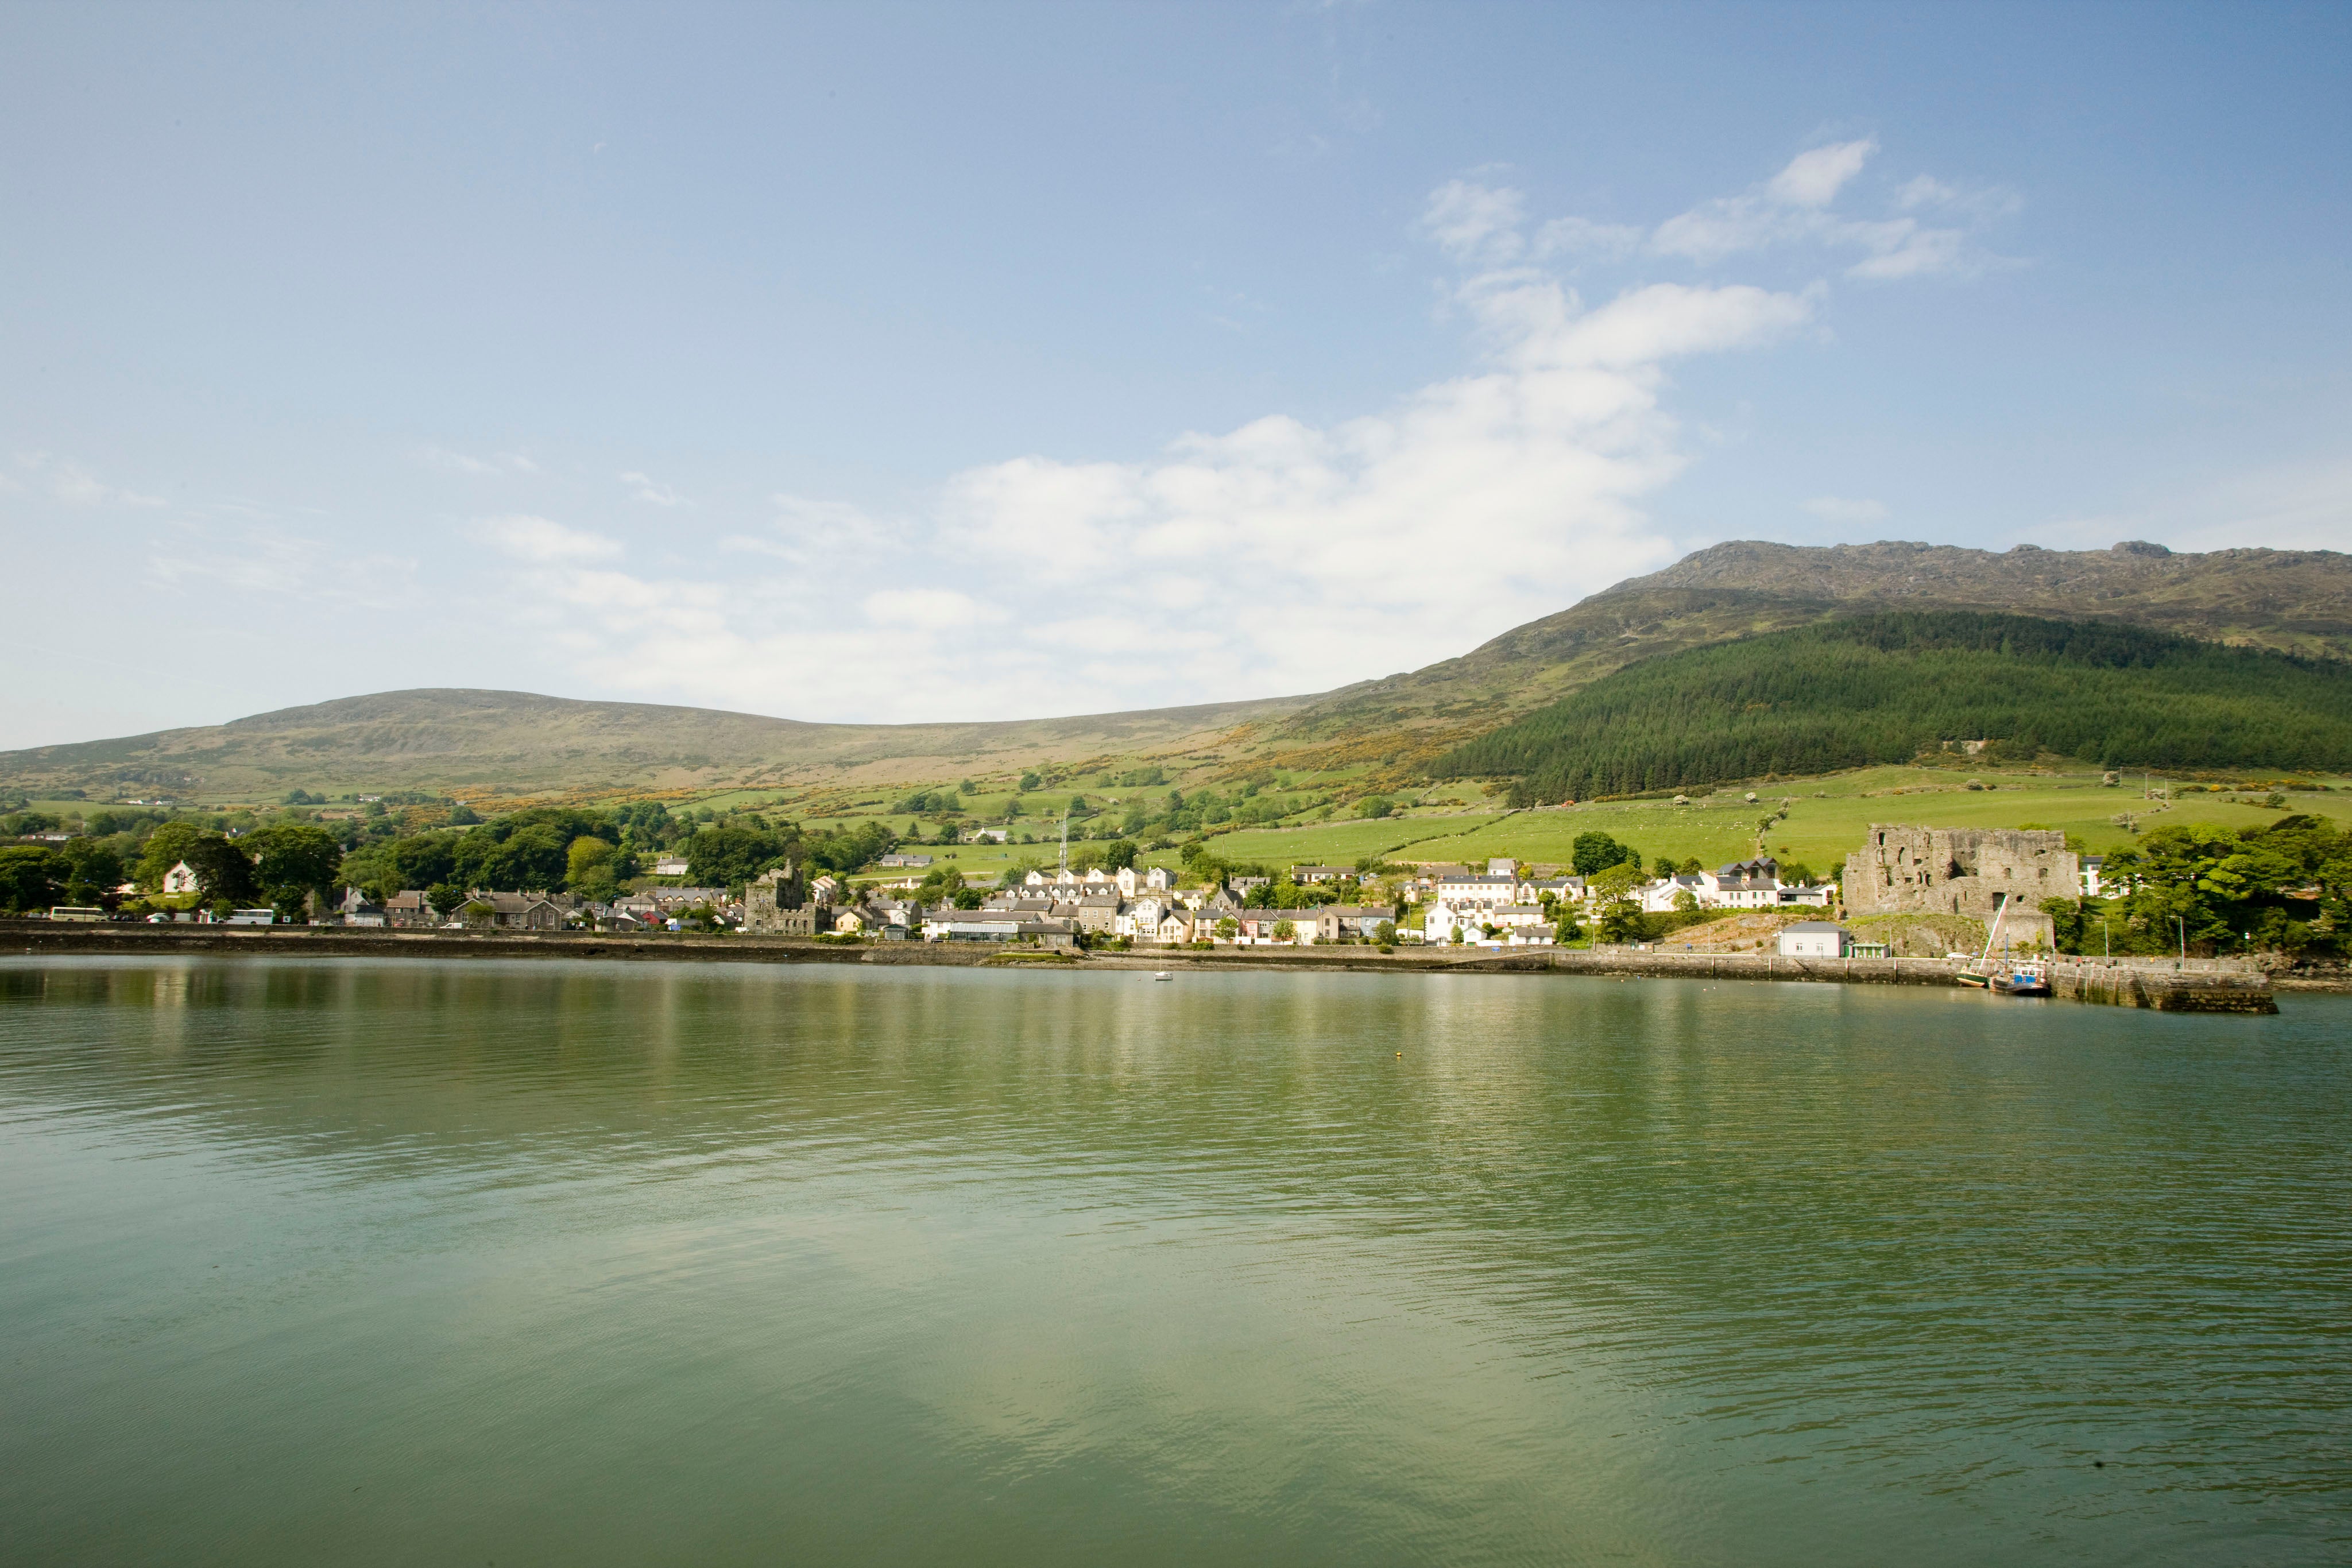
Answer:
top-left (2, 1), bottom-right (2347, 748)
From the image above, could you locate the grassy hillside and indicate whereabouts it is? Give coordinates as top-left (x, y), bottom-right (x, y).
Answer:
top-left (1432, 612), bottom-right (2352, 802)
top-left (0, 688), bottom-right (1310, 802)
top-left (1138, 764), bottom-right (2348, 882)
top-left (1259, 539), bottom-right (2352, 766)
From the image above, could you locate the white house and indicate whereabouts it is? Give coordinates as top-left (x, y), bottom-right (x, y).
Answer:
top-left (1699, 858), bottom-right (1783, 909)
top-left (1426, 899), bottom-right (1551, 946)
top-left (653, 857), bottom-right (690, 876)
top-left (1639, 873), bottom-right (1708, 913)
top-left (2080, 855), bottom-right (2107, 897)
top-left (1432, 871), bottom-right (1518, 908)
top-left (161, 860), bottom-right (200, 895)
top-left (1777, 922), bottom-right (1852, 958)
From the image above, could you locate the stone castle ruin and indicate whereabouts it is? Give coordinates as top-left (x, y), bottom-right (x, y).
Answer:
top-left (1842, 826), bottom-right (2077, 948)
top-left (740, 861), bottom-right (817, 936)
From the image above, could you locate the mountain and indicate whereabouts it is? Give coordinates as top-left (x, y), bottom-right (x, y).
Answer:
top-left (1263, 540), bottom-right (2352, 764)
top-left (0, 688), bottom-right (1311, 800)
top-left (7, 539), bottom-right (2349, 800)
top-left (1432, 610), bottom-right (2352, 802)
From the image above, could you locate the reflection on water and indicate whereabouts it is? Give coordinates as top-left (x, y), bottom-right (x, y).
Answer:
top-left (2, 957), bottom-right (2346, 1566)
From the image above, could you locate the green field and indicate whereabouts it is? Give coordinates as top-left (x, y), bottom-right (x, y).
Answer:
top-left (1141, 766), bottom-right (2350, 878)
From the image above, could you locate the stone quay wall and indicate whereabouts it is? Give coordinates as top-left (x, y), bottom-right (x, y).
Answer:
top-left (1, 923), bottom-right (2277, 1013)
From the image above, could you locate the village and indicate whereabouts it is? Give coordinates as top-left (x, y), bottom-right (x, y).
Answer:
top-left (133, 824), bottom-right (2090, 964)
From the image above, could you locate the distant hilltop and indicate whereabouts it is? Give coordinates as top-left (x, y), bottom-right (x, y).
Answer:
top-left (5, 538), bottom-right (2347, 799)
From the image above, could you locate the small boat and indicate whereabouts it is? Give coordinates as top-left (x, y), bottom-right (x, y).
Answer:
top-left (1995, 971), bottom-right (2052, 997)
top-left (1151, 971), bottom-right (1174, 982)
top-left (1958, 897), bottom-right (2009, 989)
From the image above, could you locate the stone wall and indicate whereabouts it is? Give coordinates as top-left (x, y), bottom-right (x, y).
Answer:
top-left (1842, 825), bottom-right (2077, 948)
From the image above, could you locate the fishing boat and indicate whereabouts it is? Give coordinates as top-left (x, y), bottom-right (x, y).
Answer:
top-left (1956, 897), bottom-right (2009, 989)
top-left (1151, 971), bottom-right (1174, 982)
top-left (1959, 900), bottom-right (2053, 995)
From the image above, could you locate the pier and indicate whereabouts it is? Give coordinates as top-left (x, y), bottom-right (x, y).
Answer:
top-left (5, 923), bottom-right (2282, 1013)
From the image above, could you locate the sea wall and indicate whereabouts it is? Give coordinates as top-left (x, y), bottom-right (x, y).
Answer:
top-left (0, 923), bottom-right (2280, 1012)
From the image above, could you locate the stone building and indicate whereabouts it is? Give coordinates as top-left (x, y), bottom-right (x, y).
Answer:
top-left (1842, 826), bottom-right (2076, 947)
top-left (740, 862), bottom-right (819, 936)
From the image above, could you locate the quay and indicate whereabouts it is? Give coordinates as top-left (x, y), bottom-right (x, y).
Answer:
top-left (3, 923), bottom-right (2281, 1013)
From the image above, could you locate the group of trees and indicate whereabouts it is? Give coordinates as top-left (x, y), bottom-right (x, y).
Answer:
top-left (1438, 611), bottom-right (2352, 804)
top-left (2043, 815), bottom-right (2352, 958)
top-left (339, 807), bottom-right (626, 902)
top-left (0, 819), bottom-right (344, 917)
top-left (0, 791), bottom-right (931, 918)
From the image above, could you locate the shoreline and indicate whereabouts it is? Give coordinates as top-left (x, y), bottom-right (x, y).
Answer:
top-left (1, 923), bottom-right (2291, 1012)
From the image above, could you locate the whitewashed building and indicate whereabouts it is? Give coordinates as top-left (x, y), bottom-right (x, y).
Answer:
top-left (1777, 922), bottom-right (1852, 958)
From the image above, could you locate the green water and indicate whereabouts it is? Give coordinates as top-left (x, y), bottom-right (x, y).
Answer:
top-left (2, 958), bottom-right (2346, 1566)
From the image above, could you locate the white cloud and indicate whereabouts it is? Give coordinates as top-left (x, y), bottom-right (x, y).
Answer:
top-left (486, 514), bottom-right (624, 564)
top-left (422, 446), bottom-right (537, 477)
top-left (14, 451), bottom-right (164, 507)
top-left (1532, 215), bottom-right (1644, 260)
top-left (1638, 140), bottom-right (2005, 279)
top-left (620, 470), bottom-right (688, 507)
top-left (1803, 495), bottom-right (1890, 524)
top-left (486, 270), bottom-right (1811, 721)
top-left (1422, 179), bottom-right (1528, 265)
top-left (146, 523), bottom-right (418, 610)
top-left (1768, 139), bottom-right (1877, 207)
top-left (467, 151), bottom-right (1998, 724)
top-left (862, 588), bottom-right (997, 631)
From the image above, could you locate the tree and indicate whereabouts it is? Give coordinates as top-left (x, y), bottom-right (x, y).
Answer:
top-left (1359, 796), bottom-right (1394, 819)
top-left (1374, 920), bottom-right (1397, 945)
top-left (1587, 861), bottom-right (1647, 904)
top-left (1272, 918), bottom-right (1296, 943)
top-left (1572, 832), bottom-right (1638, 877)
top-left (388, 833), bottom-right (460, 893)
top-left (684, 824), bottom-right (794, 889)
top-left (243, 822), bottom-right (342, 905)
top-left (567, 837), bottom-right (622, 900)
top-left (137, 822), bottom-right (207, 889)
top-left (427, 883), bottom-right (465, 919)
top-left (1597, 900), bottom-right (1645, 943)
top-left (0, 847), bottom-right (64, 912)
top-left (1215, 916), bottom-right (1239, 942)
top-left (61, 838), bottom-right (123, 899)
top-left (1671, 888), bottom-right (1699, 912)
top-left (183, 835), bottom-right (260, 903)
